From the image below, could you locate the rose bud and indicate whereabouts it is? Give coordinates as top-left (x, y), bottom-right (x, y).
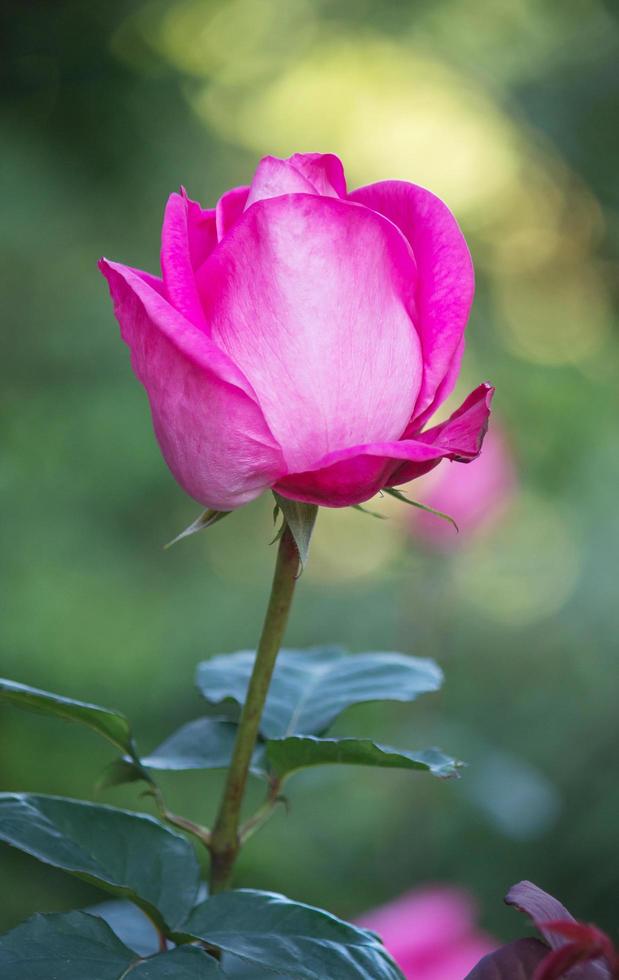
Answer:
top-left (100, 152), bottom-right (493, 511)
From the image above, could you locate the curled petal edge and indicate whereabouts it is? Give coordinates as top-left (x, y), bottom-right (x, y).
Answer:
top-left (275, 383), bottom-right (494, 507)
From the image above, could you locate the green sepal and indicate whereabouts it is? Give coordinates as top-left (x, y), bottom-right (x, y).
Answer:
top-left (351, 503), bottom-right (387, 519)
top-left (271, 493), bottom-right (318, 568)
top-left (383, 486), bottom-right (459, 531)
top-left (165, 509), bottom-right (231, 549)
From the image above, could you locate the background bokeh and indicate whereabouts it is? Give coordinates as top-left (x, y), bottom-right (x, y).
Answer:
top-left (2, 0), bottom-right (618, 946)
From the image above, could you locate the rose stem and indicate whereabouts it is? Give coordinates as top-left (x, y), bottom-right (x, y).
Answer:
top-left (209, 523), bottom-right (299, 893)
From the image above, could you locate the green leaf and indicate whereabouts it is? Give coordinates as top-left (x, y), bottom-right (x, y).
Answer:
top-left (0, 912), bottom-right (225, 979)
top-left (0, 911), bottom-right (137, 979)
top-left (383, 486), bottom-right (459, 531)
top-left (100, 718), bottom-right (268, 789)
top-left (0, 794), bottom-right (200, 931)
top-left (266, 736), bottom-right (461, 782)
top-left (196, 647), bottom-right (443, 738)
top-left (130, 946), bottom-right (224, 977)
top-left (165, 509), bottom-right (231, 549)
top-left (272, 493), bottom-right (318, 568)
top-left (99, 758), bottom-right (149, 790)
top-left (182, 889), bottom-right (405, 980)
top-left (0, 678), bottom-right (134, 756)
top-left (141, 718), bottom-right (266, 777)
top-left (89, 900), bottom-right (161, 957)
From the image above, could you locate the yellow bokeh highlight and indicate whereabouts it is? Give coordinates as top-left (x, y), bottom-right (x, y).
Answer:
top-left (116, 0), bottom-right (613, 372)
top-left (306, 502), bottom-right (403, 583)
top-left (191, 36), bottom-right (521, 217)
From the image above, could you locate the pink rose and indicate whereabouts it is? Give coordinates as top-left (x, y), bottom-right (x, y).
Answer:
top-left (410, 424), bottom-right (516, 547)
top-left (358, 886), bottom-right (497, 980)
top-left (100, 153), bottom-right (493, 510)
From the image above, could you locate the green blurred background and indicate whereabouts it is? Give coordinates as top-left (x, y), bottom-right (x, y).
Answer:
top-left (2, 0), bottom-right (618, 944)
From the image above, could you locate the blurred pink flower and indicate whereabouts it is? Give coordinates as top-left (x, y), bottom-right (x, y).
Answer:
top-left (100, 151), bottom-right (493, 511)
top-left (409, 423), bottom-right (516, 548)
top-left (358, 886), bottom-right (497, 980)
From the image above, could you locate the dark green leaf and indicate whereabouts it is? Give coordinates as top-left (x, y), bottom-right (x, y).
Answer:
top-left (0, 678), bottom-right (134, 755)
top-left (182, 889), bottom-right (405, 980)
top-left (221, 954), bottom-right (292, 978)
top-left (0, 912), bottom-right (225, 979)
top-left (99, 758), bottom-right (149, 790)
top-left (89, 900), bottom-right (161, 957)
top-left (272, 493), bottom-right (318, 568)
top-left (130, 946), bottom-right (224, 977)
top-left (0, 794), bottom-right (200, 931)
top-left (267, 736), bottom-right (461, 781)
top-left (165, 509), bottom-right (231, 549)
top-left (0, 911), bottom-right (137, 979)
top-left (383, 486), bottom-right (459, 532)
top-left (141, 718), bottom-right (265, 776)
top-left (196, 647), bottom-right (443, 738)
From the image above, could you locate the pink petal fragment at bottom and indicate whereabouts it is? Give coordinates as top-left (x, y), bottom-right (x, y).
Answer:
top-left (275, 383), bottom-right (494, 507)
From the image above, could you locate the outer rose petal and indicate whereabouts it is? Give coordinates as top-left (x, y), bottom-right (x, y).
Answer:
top-left (275, 384), bottom-right (494, 506)
top-left (99, 259), bottom-right (285, 511)
top-left (197, 193), bottom-right (422, 473)
top-left (215, 185), bottom-right (249, 240)
top-left (349, 180), bottom-right (474, 425)
top-left (160, 191), bottom-right (217, 330)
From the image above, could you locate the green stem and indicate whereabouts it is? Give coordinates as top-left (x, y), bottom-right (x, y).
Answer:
top-left (239, 777), bottom-right (284, 845)
top-left (151, 785), bottom-right (211, 849)
top-left (209, 524), bottom-right (299, 893)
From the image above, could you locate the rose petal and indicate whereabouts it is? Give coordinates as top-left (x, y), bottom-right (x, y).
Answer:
top-left (349, 180), bottom-right (474, 426)
top-left (287, 152), bottom-right (347, 197)
top-left (197, 193), bottom-right (421, 474)
top-left (160, 191), bottom-right (217, 330)
top-left (286, 381), bottom-right (492, 504)
top-left (533, 944), bottom-right (611, 980)
top-left (275, 383), bottom-right (493, 506)
top-left (245, 156), bottom-right (318, 208)
top-left (464, 938), bottom-right (550, 979)
top-left (99, 259), bottom-right (285, 510)
top-left (245, 153), bottom-right (346, 209)
top-left (505, 883), bottom-right (612, 979)
top-left (216, 185), bottom-right (250, 240)
top-left (506, 882), bottom-right (577, 951)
